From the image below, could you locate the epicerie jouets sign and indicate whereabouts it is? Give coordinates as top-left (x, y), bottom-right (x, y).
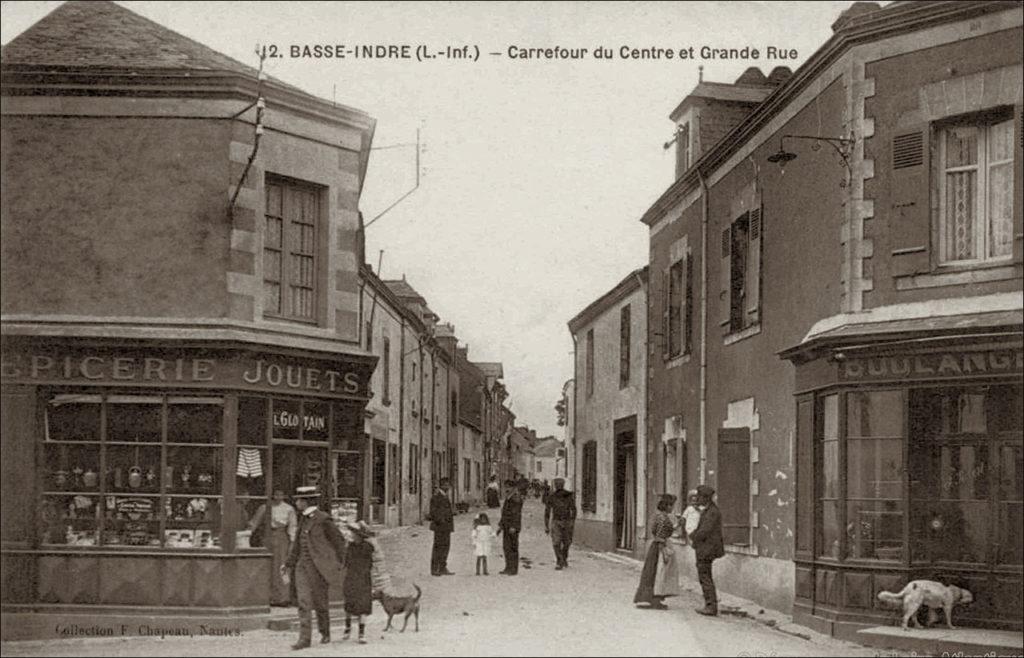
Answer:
top-left (839, 348), bottom-right (1023, 381)
top-left (0, 352), bottom-right (367, 398)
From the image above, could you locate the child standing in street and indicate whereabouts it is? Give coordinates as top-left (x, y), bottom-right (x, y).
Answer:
top-left (343, 521), bottom-right (375, 644)
top-left (681, 490), bottom-right (702, 541)
top-left (471, 513), bottom-right (496, 576)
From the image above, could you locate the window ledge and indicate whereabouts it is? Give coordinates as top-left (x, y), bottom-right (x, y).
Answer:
top-left (895, 263), bottom-right (1021, 291)
top-left (725, 543), bottom-right (758, 556)
top-left (723, 323), bottom-right (762, 346)
top-left (665, 353), bottom-right (692, 369)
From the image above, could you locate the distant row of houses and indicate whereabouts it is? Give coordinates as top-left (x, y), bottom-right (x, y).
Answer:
top-left (563, 0), bottom-right (1022, 637)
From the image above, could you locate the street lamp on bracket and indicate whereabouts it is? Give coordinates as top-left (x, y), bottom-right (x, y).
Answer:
top-left (766, 133), bottom-right (856, 188)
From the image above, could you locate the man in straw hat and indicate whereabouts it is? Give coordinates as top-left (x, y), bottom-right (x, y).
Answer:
top-left (283, 486), bottom-right (347, 650)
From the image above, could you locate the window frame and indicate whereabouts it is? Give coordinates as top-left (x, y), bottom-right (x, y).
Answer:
top-left (934, 109), bottom-right (1015, 268)
top-left (263, 176), bottom-right (323, 324)
top-left (619, 304), bottom-right (631, 388)
top-left (585, 328), bottom-right (595, 398)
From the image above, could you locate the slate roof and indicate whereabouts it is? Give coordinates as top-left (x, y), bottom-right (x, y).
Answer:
top-left (2, 1), bottom-right (259, 74)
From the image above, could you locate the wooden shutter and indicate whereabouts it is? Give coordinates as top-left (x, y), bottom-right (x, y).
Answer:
top-left (890, 126), bottom-right (932, 276)
top-left (1014, 104), bottom-right (1023, 264)
top-left (661, 270), bottom-right (670, 358)
top-left (679, 254), bottom-right (689, 353)
top-left (718, 427), bottom-right (751, 546)
top-left (746, 207), bottom-right (762, 325)
top-left (719, 226), bottom-right (732, 328)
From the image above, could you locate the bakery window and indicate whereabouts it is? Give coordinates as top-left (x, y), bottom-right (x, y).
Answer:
top-left (41, 392), bottom-right (223, 550)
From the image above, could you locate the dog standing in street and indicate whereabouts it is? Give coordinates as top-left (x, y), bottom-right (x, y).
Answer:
top-left (877, 580), bottom-right (973, 630)
top-left (373, 584), bottom-right (422, 633)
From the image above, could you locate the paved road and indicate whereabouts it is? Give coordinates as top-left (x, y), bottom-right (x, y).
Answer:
top-left (2, 499), bottom-right (883, 657)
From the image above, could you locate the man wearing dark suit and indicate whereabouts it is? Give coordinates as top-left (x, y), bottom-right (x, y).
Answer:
top-left (689, 484), bottom-right (725, 616)
top-left (428, 477), bottom-right (454, 576)
top-left (498, 479), bottom-right (524, 575)
top-left (283, 486), bottom-right (347, 650)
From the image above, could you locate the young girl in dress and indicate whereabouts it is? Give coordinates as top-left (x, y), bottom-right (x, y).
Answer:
top-left (343, 521), bottom-right (375, 644)
top-left (471, 513), bottom-right (497, 575)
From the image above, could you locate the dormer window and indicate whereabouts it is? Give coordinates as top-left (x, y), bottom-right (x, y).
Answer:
top-left (675, 123), bottom-right (691, 175)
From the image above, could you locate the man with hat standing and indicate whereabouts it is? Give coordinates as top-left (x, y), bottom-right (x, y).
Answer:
top-left (428, 477), bottom-right (455, 576)
top-left (283, 486), bottom-right (347, 650)
top-left (497, 479), bottom-right (524, 575)
top-left (544, 477), bottom-right (577, 570)
top-left (689, 484), bottom-right (724, 616)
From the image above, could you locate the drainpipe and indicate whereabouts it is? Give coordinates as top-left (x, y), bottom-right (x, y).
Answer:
top-left (570, 333), bottom-right (578, 494)
top-left (697, 169), bottom-right (710, 485)
top-left (398, 319), bottom-right (406, 527)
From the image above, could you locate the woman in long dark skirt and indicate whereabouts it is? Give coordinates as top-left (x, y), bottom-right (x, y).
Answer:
top-left (634, 493), bottom-right (680, 609)
top-left (343, 521), bottom-right (375, 644)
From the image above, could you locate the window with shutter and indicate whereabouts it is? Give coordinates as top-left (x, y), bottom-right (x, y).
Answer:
top-left (746, 207), bottom-right (762, 325)
top-left (718, 427), bottom-right (751, 546)
top-left (668, 260), bottom-right (684, 356)
top-left (728, 213), bottom-right (751, 333)
top-left (582, 441), bottom-right (597, 512)
top-left (684, 254), bottom-right (694, 355)
top-left (719, 226), bottom-right (731, 328)
top-left (619, 304), bottom-right (631, 388)
top-left (586, 329), bottom-right (595, 398)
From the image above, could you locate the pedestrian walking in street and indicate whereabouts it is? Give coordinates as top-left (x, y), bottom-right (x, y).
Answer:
top-left (681, 489), bottom-right (702, 542)
top-left (428, 477), bottom-right (455, 576)
top-left (471, 512), bottom-right (497, 575)
top-left (633, 493), bottom-right (681, 609)
top-left (283, 486), bottom-right (347, 650)
top-left (485, 475), bottom-right (501, 509)
top-left (689, 484), bottom-right (725, 616)
top-left (544, 477), bottom-right (577, 570)
top-left (343, 521), bottom-right (375, 644)
top-left (497, 479), bottom-right (523, 575)
top-left (249, 488), bottom-right (297, 606)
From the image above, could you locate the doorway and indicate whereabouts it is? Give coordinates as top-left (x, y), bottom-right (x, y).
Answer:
top-left (272, 446), bottom-right (328, 509)
top-left (614, 416), bottom-right (638, 551)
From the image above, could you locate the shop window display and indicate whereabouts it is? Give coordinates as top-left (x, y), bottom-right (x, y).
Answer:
top-left (845, 391), bottom-right (904, 561)
top-left (40, 392), bottom-right (222, 550)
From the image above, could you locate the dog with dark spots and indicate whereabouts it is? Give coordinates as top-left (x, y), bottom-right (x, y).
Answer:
top-left (877, 580), bottom-right (973, 630)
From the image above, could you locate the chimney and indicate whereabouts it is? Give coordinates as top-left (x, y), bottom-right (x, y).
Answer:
top-left (831, 2), bottom-right (881, 32)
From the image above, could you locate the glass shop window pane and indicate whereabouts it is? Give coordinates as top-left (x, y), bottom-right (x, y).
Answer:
top-left (847, 390), bottom-right (903, 438)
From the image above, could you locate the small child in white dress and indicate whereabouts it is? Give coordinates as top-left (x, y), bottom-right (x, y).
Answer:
top-left (681, 490), bottom-right (703, 540)
top-left (471, 513), bottom-right (497, 576)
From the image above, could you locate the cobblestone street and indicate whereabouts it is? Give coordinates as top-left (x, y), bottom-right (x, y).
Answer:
top-left (2, 499), bottom-right (882, 657)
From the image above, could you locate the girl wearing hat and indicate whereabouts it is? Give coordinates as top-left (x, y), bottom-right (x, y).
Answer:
top-left (633, 493), bottom-right (681, 609)
top-left (343, 521), bottom-right (375, 644)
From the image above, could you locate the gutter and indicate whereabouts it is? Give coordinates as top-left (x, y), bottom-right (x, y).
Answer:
top-left (697, 168), bottom-right (710, 485)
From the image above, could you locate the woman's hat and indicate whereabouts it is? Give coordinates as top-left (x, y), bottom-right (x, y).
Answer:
top-left (659, 493), bottom-right (678, 506)
top-left (294, 486), bottom-right (320, 499)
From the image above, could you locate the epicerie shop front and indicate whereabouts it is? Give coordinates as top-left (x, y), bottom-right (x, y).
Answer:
top-left (0, 338), bottom-right (375, 629)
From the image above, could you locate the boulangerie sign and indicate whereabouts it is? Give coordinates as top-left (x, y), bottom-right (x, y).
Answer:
top-left (838, 348), bottom-right (1023, 382)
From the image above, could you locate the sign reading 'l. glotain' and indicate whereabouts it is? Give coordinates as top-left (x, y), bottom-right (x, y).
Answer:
top-left (839, 348), bottom-right (1023, 381)
top-left (0, 351), bottom-right (369, 398)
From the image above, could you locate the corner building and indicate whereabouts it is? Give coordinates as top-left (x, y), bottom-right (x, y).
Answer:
top-left (643, 0), bottom-right (1022, 634)
top-left (1, 2), bottom-right (376, 630)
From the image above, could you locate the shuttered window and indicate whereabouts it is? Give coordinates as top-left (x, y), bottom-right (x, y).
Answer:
top-left (582, 440), bottom-right (597, 512)
top-left (619, 304), bottom-right (631, 388)
top-left (586, 328), bottom-right (595, 398)
top-left (721, 209), bottom-right (762, 335)
top-left (718, 427), bottom-right (751, 545)
top-left (264, 177), bottom-right (320, 322)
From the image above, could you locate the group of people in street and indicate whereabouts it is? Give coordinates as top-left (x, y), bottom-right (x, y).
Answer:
top-left (261, 473), bottom-right (722, 650)
top-left (634, 484), bottom-right (724, 616)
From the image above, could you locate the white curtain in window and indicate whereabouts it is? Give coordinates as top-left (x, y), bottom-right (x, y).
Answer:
top-left (988, 119), bottom-right (1014, 258)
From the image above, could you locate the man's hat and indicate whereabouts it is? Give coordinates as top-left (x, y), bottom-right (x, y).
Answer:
top-left (696, 485), bottom-right (716, 498)
top-left (346, 520), bottom-right (375, 538)
top-left (294, 485), bottom-right (320, 499)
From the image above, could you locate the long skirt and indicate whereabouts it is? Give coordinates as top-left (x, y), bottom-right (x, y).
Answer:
top-left (268, 527), bottom-right (292, 605)
top-left (633, 541), bottom-right (680, 603)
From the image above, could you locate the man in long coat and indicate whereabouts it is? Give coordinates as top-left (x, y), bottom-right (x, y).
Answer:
top-left (428, 477), bottom-right (454, 576)
top-left (284, 486), bottom-right (347, 650)
top-left (498, 479), bottom-right (524, 575)
top-left (689, 484), bottom-right (725, 616)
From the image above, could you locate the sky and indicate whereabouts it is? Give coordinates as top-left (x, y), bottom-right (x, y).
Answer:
top-left (1, 0), bottom-right (855, 438)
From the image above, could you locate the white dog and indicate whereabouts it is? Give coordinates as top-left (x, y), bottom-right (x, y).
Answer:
top-left (877, 580), bottom-right (973, 630)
